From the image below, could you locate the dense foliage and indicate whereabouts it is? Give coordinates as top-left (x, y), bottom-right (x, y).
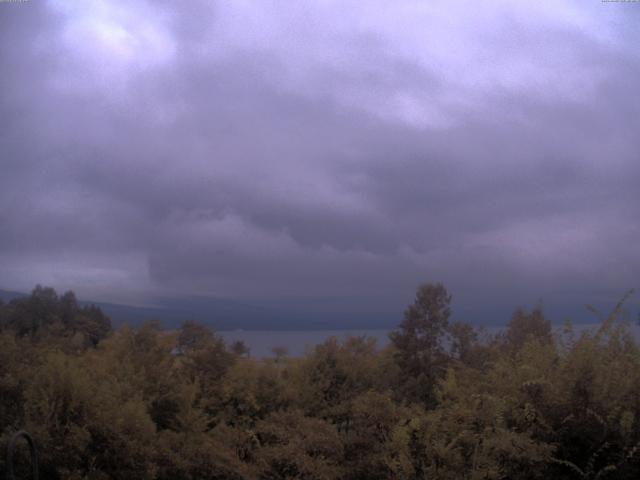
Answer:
top-left (1, 284), bottom-right (639, 479)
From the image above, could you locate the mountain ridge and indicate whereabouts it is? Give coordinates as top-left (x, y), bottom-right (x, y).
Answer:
top-left (0, 288), bottom-right (397, 331)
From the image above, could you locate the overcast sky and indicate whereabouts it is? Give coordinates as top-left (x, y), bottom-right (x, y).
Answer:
top-left (1, 1), bottom-right (638, 323)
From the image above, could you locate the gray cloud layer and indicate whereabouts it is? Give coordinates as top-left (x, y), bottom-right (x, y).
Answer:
top-left (1, 1), bottom-right (638, 322)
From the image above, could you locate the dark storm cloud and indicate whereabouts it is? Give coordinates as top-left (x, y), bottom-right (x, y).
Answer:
top-left (0, 0), bottom-right (638, 320)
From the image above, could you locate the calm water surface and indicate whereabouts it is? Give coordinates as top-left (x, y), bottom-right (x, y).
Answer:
top-left (219, 323), bottom-right (640, 358)
top-left (219, 329), bottom-right (391, 358)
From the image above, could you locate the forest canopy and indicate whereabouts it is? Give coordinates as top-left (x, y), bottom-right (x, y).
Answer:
top-left (1, 284), bottom-right (639, 479)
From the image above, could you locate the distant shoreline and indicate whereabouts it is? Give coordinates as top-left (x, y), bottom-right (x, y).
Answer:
top-left (216, 322), bottom-right (640, 358)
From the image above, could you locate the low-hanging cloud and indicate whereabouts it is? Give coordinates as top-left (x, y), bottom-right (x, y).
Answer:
top-left (1, 0), bottom-right (638, 323)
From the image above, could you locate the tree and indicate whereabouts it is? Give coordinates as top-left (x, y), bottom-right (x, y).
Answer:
top-left (449, 322), bottom-right (475, 359)
top-left (75, 304), bottom-right (112, 347)
top-left (389, 282), bottom-right (452, 407)
top-left (504, 306), bottom-right (552, 352)
top-left (175, 321), bottom-right (235, 418)
top-left (4, 285), bottom-right (59, 337)
top-left (58, 290), bottom-right (79, 331)
top-left (254, 410), bottom-right (344, 480)
top-left (178, 320), bottom-right (214, 353)
top-left (340, 391), bottom-right (404, 479)
top-left (231, 340), bottom-right (251, 358)
top-left (271, 346), bottom-right (289, 363)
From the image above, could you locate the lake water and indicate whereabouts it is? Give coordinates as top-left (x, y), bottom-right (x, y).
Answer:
top-left (219, 322), bottom-right (640, 358)
top-left (219, 329), bottom-right (391, 358)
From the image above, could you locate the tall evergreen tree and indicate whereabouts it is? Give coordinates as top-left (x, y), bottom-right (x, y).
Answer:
top-left (389, 282), bottom-right (452, 407)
